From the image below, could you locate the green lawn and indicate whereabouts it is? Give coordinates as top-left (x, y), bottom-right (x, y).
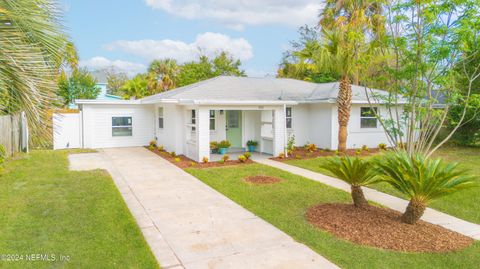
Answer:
top-left (186, 164), bottom-right (480, 269)
top-left (285, 146), bottom-right (480, 224)
top-left (0, 150), bottom-right (159, 268)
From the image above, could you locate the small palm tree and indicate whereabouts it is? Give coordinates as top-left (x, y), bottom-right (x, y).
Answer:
top-left (320, 156), bottom-right (378, 208)
top-left (374, 151), bottom-right (476, 224)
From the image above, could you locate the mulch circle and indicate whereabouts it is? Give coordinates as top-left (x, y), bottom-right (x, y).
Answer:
top-left (306, 203), bottom-right (474, 253)
top-left (244, 175), bottom-right (282, 185)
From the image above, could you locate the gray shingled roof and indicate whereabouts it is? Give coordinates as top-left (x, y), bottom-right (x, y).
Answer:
top-left (140, 76), bottom-right (396, 104)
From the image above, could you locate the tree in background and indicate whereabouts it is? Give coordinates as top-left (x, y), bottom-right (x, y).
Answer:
top-left (0, 0), bottom-right (71, 145)
top-left (277, 26), bottom-right (339, 83)
top-left (147, 58), bottom-right (179, 92)
top-left (318, 0), bottom-right (386, 152)
top-left (106, 69), bottom-right (128, 96)
top-left (57, 68), bottom-right (100, 106)
top-left (120, 74), bottom-right (148, 99)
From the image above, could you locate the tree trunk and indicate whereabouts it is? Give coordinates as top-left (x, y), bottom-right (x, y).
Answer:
top-left (351, 185), bottom-right (369, 208)
top-left (337, 76), bottom-right (352, 152)
top-left (401, 198), bottom-right (426, 224)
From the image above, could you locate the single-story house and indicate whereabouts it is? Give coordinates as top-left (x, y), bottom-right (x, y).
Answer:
top-left (75, 76), bottom-right (403, 162)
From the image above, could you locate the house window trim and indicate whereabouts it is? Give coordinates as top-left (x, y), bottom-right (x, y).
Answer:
top-left (209, 110), bottom-right (216, 131)
top-left (112, 116), bottom-right (133, 137)
top-left (286, 107), bottom-right (292, 129)
top-left (360, 107), bottom-right (378, 129)
top-left (158, 107), bottom-right (164, 130)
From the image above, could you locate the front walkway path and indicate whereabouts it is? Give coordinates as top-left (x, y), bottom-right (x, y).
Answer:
top-left (256, 159), bottom-right (480, 240)
top-left (69, 148), bottom-right (339, 269)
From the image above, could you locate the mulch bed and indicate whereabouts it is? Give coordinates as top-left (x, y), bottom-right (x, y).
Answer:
top-left (146, 147), bottom-right (253, 169)
top-left (306, 203), bottom-right (474, 253)
top-left (244, 175), bottom-right (282, 185)
top-left (271, 147), bottom-right (382, 161)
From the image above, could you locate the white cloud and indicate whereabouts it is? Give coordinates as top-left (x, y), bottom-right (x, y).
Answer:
top-left (104, 32), bottom-right (253, 63)
top-left (144, 0), bottom-right (321, 29)
top-left (79, 57), bottom-right (146, 76)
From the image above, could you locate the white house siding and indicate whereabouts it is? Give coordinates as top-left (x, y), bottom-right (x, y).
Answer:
top-left (330, 104), bottom-right (398, 149)
top-left (53, 113), bottom-right (81, 150)
top-left (272, 106), bottom-right (286, 157)
top-left (243, 110), bottom-right (262, 150)
top-left (209, 110), bottom-right (226, 143)
top-left (307, 103), bottom-right (333, 149)
top-left (155, 103), bottom-right (185, 154)
top-left (82, 104), bottom-right (155, 148)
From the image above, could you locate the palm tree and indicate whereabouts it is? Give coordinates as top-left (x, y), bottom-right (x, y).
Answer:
top-left (120, 75), bottom-right (148, 100)
top-left (320, 156), bottom-right (378, 207)
top-left (374, 151), bottom-right (476, 224)
top-left (148, 59), bottom-right (179, 91)
top-left (0, 0), bottom-right (69, 143)
top-left (318, 0), bottom-right (385, 152)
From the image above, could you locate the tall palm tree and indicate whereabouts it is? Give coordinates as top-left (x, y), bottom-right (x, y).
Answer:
top-left (0, 0), bottom-right (69, 144)
top-left (318, 0), bottom-right (385, 152)
top-left (320, 156), bottom-right (379, 207)
top-left (148, 59), bottom-right (179, 92)
top-left (374, 151), bottom-right (476, 224)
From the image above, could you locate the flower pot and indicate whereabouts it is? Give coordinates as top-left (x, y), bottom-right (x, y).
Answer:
top-left (248, 145), bottom-right (255, 152)
top-left (219, 148), bottom-right (228, 155)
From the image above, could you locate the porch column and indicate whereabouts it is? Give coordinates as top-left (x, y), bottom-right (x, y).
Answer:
top-left (196, 107), bottom-right (210, 162)
top-left (272, 107), bottom-right (286, 157)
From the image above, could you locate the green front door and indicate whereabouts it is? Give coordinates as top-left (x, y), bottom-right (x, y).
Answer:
top-left (226, 110), bottom-right (242, 148)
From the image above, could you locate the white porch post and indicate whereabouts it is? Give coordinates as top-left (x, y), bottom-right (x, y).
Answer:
top-left (272, 107), bottom-right (286, 157)
top-left (196, 107), bottom-right (210, 162)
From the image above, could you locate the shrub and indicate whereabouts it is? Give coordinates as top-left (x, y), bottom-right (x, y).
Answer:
top-left (246, 140), bottom-right (258, 147)
top-left (335, 150), bottom-right (340, 155)
top-left (278, 152), bottom-right (285, 159)
top-left (148, 145), bottom-right (155, 150)
top-left (189, 161), bottom-right (197, 167)
top-left (218, 159), bottom-right (225, 164)
top-left (218, 140), bottom-right (232, 148)
top-left (202, 156), bottom-right (209, 163)
top-left (243, 152), bottom-right (252, 160)
top-left (157, 145), bottom-right (164, 151)
top-left (238, 155), bottom-right (247, 162)
top-left (174, 157), bottom-right (181, 162)
top-left (222, 154), bottom-right (230, 161)
top-left (170, 151), bottom-right (176, 157)
top-left (355, 149), bottom-right (362, 155)
top-left (287, 149), bottom-right (293, 156)
top-left (378, 143), bottom-right (387, 150)
top-left (374, 151), bottom-right (476, 224)
top-left (361, 145), bottom-right (370, 152)
top-left (0, 144), bottom-right (6, 165)
top-left (306, 143), bottom-right (317, 152)
top-left (295, 154), bottom-right (302, 159)
top-left (320, 156), bottom-right (379, 208)
top-left (210, 141), bottom-right (218, 150)
top-left (287, 135), bottom-right (295, 151)
top-left (149, 140), bottom-right (157, 147)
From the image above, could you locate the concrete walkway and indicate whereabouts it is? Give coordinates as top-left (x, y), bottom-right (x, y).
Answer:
top-left (69, 148), bottom-right (339, 269)
top-left (256, 159), bottom-right (480, 240)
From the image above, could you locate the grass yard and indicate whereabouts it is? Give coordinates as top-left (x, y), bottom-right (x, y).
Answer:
top-left (0, 150), bottom-right (159, 269)
top-left (285, 146), bottom-right (480, 224)
top-left (186, 163), bottom-right (480, 269)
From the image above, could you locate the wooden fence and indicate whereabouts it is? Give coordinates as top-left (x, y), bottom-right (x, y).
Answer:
top-left (0, 113), bottom-right (28, 156)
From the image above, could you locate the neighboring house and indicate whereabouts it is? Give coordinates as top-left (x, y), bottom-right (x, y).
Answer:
top-left (68, 70), bottom-right (122, 109)
top-left (74, 76), bottom-right (405, 162)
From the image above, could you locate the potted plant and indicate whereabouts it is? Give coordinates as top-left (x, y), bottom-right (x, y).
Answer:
top-left (218, 140), bottom-right (231, 155)
top-left (246, 140), bottom-right (258, 152)
top-left (210, 141), bottom-right (218, 153)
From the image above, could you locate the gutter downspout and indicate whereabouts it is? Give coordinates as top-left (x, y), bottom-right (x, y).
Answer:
top-left (283, 104), bottom-right (288, 157)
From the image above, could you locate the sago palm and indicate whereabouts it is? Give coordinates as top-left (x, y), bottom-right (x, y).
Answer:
top-left (0, 0), bottom-right (69, 144)
top-left (374, 151), bottom-right (476, 224)
top-left (320, 156), bottom-right (379, 207)
top-left (318, 0), bottom-right (385, 152)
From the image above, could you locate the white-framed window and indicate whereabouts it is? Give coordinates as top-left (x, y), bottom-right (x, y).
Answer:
top-left (191, 109), bottom-right (196, 132)
top-left (158, 107), bottom-right (164, 129)
top-left (360, 107), bottom-right (378, 128)
top-left (286, 107), bottom-right (292, 129)
top-left (112, 116), bottom-right (132, 136)
top-left (209, 110), bottom-right (215, 131)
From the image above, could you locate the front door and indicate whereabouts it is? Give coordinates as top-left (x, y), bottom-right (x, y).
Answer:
top-left (226, 110), bottom-right (242, 148)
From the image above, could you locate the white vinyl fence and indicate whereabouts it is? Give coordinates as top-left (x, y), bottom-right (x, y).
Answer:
top-left (0, 112), bottom-right (29, 156)
top-left (53, 113), bottom-right (81, 150)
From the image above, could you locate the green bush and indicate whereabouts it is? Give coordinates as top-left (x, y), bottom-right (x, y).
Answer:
top-left (218, 140), bottom-right (231, 148)
top-left (246, 140), bottom-right (258, 147)
top-left (243, 152), bottom-right (252, 160)
top-left (0, 144), bottom-right (6, 164)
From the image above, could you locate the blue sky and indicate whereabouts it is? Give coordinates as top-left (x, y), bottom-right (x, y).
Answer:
top-left (61, 0), bottom-right (321, 77)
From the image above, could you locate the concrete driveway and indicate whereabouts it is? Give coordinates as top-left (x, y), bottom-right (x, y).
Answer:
top-left (69, 147), bottom-right (338, 269)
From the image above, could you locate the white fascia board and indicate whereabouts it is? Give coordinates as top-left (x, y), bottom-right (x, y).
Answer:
top-left (74, 99), bottom-right (141, 105)
top-left (141, 98), bottom-right (179, 104)
top-left (178, 100), bottom-right (298, 106)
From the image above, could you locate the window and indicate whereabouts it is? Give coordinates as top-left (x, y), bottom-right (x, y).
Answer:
top-left (158, 107), bottom-right (164, 129)
top-left (191, 109), bottom-right (196, 132)
top-left (209, 110), bottom-right (215, 131)
top-left (360, 107), bottom-right (378, 128)
top-left (286, 107), bottom-right (292, 129)
top-left (112, 117), bottom-right (132, 136)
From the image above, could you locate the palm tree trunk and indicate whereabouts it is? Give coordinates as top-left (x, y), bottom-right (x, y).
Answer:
top-left (401, 198), bottom-right (426, 224)
top-left (351, 185), bottom-right (369, 208)
top-left (337, 76), bottom-right (352, 152)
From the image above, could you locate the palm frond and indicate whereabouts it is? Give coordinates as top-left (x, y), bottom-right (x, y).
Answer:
top-left (320, 156), bottom-right (379, 186)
